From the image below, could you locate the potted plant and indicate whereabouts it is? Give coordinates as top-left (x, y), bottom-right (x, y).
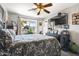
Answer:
top-left (27, 28), bottom-right (33, 34)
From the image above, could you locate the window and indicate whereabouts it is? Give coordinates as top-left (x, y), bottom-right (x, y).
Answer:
top-left (20, 18), bottom-right (37, 34)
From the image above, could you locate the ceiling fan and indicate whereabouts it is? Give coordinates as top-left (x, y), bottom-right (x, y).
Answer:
top-left (29, 3), bottom-right (53, 15)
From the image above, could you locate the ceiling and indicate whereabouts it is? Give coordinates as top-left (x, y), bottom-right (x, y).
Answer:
top-left (1, 3), bottom-right (77, 19)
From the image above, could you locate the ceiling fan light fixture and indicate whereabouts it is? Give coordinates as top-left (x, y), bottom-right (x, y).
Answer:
top-left (29, 3), bottom-right (53, 15)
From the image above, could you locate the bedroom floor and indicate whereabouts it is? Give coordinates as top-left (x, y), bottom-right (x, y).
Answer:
top-left (61, 50), bottom-right (78, 56)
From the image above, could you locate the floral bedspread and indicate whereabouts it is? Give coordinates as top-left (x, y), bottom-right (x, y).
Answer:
top-left (0, 29), bottom-right (61, 56)
top-left (9, 34), bottom-right (61, 56)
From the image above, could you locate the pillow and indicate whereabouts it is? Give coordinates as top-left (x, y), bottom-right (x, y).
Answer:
top-left (8, 29), bottom-right (16, 40)
top-left (0, 29), bottom-right (12, 48)
top-left (2, 29), bottom-right (15, 41)
top-left (2, 29), bottom-right (14, 41)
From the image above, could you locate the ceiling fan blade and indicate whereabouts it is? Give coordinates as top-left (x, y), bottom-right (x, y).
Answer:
top-left (43, 9), bottom-right (50, 13)
top-left (37, 11), bottom-right (40, 15)
top-left (37, 10), bottom-right (41, 15)
top-left (34, 3), bottom-right (38, 6)
top-left (39, 3), bottom-right (42, 6)
top-left (28, 8), bottom-right (37, 11)
top-left (43, 3), bottom-right (52, 8)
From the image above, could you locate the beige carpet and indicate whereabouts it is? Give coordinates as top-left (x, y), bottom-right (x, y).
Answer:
top-left (61, 50), bottom-right (78, 56)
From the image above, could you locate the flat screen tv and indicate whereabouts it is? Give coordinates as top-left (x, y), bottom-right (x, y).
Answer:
top-left (55, 16), bottom-right (68, 25)
top-left (51, 13), bottom-right (68, 25)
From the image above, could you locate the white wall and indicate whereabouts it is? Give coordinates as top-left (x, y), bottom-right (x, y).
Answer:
top-left (61, 4), bottom-right (79, 45)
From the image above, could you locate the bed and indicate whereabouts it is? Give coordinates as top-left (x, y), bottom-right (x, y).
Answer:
top-left (0, 29), bottom-right (61, 56)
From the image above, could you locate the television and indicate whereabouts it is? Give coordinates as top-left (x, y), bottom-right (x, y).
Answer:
top-left (50, 13), bottom-right (68, 25)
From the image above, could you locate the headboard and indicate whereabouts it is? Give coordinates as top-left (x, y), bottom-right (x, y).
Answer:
top-left (0, 17), bottom-right (3, 29)
top-left (0, 5), bottom-right (5, 29)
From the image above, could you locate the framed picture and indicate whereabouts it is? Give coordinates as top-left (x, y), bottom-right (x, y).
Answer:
top-left (72, 13), bottom-right (79, 25)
